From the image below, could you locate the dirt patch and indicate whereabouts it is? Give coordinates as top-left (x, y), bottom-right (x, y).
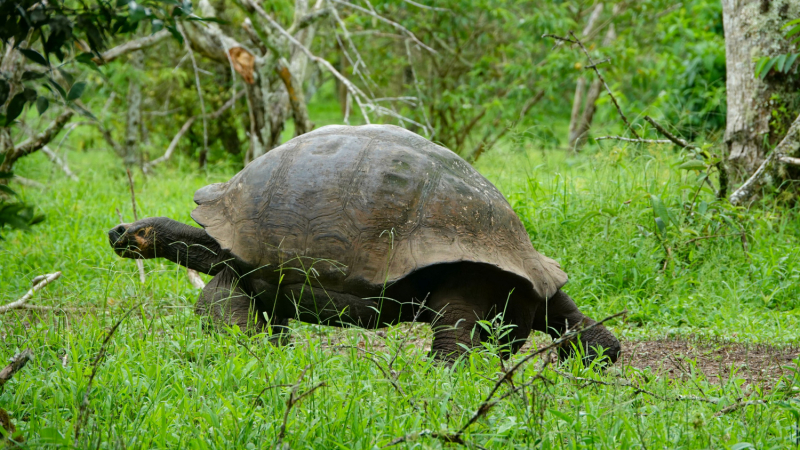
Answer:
top-left (619, 338), bottom-right (800, 389)
top-left (318, 325), bottom-right (800, 389)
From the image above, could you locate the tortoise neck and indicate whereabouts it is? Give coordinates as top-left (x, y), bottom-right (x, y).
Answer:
top-left (149, 217), bottom-right (228, 275)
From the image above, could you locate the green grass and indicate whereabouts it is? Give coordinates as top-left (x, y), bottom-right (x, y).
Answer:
top-left (3, 129), bottom-right (800, 449)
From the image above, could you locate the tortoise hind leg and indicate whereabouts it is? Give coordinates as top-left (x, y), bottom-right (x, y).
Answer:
top-left (195, 268), bottom-right (270, 335)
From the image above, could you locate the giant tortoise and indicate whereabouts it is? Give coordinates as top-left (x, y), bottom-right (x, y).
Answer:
top-left (108, 125), bottom-right (620, 363)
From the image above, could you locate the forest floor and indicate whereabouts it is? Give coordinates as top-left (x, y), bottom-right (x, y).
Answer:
top-left (2, 133), bottom-right (800, 448)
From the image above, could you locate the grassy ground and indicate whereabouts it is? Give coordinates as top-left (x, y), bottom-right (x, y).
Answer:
top-left (2, 124), bottom-right (800, 448)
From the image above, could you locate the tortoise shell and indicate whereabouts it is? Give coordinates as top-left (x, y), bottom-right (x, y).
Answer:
top-left (191, 125), bottom-right (567, 300)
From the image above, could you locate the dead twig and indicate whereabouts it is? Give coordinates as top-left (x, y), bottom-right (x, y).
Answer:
top-left (125, 169), bottom-right (146, 284)
top-left (143, 90), bottom-right (245, 173)
top-left (329, 0), bottom-right (437, 54)
top-left (0, 349), bottom-right (34, 389)
top-left (729, 112), bottom-right (800, 205)
top-left (275, 364), bottom-right (327, 448)
top-left (73, 304), bottom-right (140, 447)
top-left (643, 116), bottom-right (698, 150)
top-left (0, 272), bottom-right (62, 313)
top-left (567, 30), bottom-right (640, 139)
top-left (93, 30), bottom-right (170, 65)
top-left (595, 136), bottom-right (672, 144)
top-left (714, 400), bottom-right (767, 416)
top-left (41, 145), bottom-right (78, 181)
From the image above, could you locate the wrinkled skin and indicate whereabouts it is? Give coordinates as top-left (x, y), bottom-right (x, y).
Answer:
top-left (109, 217), bottom-right (620, 365)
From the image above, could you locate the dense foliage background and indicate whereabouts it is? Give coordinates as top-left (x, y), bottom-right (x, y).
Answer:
top-left (2, 0), bottom-right (800, 448)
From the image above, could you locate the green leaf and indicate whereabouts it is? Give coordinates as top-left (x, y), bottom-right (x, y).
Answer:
top-left (47, 78), bottom-right (67, 100)
top-left (0, 185), bottom-right (17, 196)
top-left (754, 57), bottom-right (770, 78)
top-left (151, 19), bottom-right (164, 33)
top-left (72, 103), bottom-right (97, 120)
top-left (5, 92), bottom-right (27, 125)
top-left (18, 48), bottom-right (48, 66)
top-left (0, 79), bottom-right (9, 106)
top-left (21, 70), bottom-right (45, 80)
top-left (785, 54), bottom-right (799, 72)
top-left (67, 81), bottom-right (87, 101)
top-left (677, 160), bottom-right (707, 171)
top-left (730, 443), bottom-right (754, 450)
top-left (58, 68), bottom-right (74, 88)
top-left (760, 57), bottom-right (779, 79)
top-left (654, 217), bottom-right (666, 237)
top-left (36, 96), bottom-right (49, 116)
top-left (784, 23), bottom-right (800, 38)
top-left (22, 87), bottom-right (37, 102)
top-left (650, 194), bottom-right (673, 229)
top-left (166, 25), bottom-right (184, 45)
top-left (0, 172), bottom-right (13, 179)
top-left (775, 54), bottom-right (788, 73)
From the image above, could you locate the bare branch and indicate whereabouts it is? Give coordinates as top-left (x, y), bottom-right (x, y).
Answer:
top-left (643, 116), bottom-right (698, 150)
top-left (329, 0), bottom-right (437, 54)
top-left (93, 30), bottom-right (171, 65)
top-left (239, 0), bottom-right (373, 123)
top-left (276, 58), bottom-right (314, 136)
top-left (1, 110), bottom-right (74, 173)
top-left (288, 6), bottom-right (333, 34)
top-left (144, 90), bottom-right (245, 172)
top-left (275, 365), bottom-right (327, 447)
top-left (178, 24), bottom-right (209, 168)
top-left (0, 272), bottom-right (62, 314)
top-left (595, 136), bottom-right (672, 144)
top-left (714, 400), bottom-right (768, 416)
top-left (778, 155), bottom-right (800, 166)
top-left (400, 0), bottom-right (450, 12)
top-left (730, 112), bottom-right (800, 205)
top-left (41, 145), bottom-right (78, 181)
top-left (0, 349), bottom-right (33, 389)
top-left (567, 30), bottom-right (639, 139)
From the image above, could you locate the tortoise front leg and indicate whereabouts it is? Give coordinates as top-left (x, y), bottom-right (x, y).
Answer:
top-left (195, 268), bottom-right (277, 337)
top-left (531, 290), bottom-right (621, 363)
top-left (427, 285), bottom-right (490, 364)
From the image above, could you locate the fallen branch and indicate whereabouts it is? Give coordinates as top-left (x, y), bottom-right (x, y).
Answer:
top-left (385, 310), bottom-right (626, 448)
top-left (0, 349), bottom-right (34, 389)
top-left (93, 30), bottom-right (171, 65)
top-left (41, 145), bottom-right (78, 181)
top-left (0, 272), bottom-right (62, 313)
top-left (729, 112), bottom-right (800, 206)
top-left (596, 136), bottom-right (672, 144)
top-left (714, 400), bottom-right (767, 416)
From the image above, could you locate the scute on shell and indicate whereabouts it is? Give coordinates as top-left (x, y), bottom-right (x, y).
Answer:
top-left (191, 124), bottom-right (567, 300)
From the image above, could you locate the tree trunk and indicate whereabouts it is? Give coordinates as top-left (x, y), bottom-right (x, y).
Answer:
top-left (124, 50), bottom-right (144, 168)
top-left (722, 0), bottom-right (800, 183)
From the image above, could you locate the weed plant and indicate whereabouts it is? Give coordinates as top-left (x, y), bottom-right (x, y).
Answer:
top-left (2, 138), bottom-right (800, 448)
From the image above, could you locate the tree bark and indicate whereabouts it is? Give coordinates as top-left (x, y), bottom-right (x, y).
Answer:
top-left (722, 0), bottom-right (800, 182)
top-left (124, 50), bottom-right (144, 168)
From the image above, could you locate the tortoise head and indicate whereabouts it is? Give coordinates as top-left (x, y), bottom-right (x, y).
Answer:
top-left (108, 219), bottom-right (159, 259)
